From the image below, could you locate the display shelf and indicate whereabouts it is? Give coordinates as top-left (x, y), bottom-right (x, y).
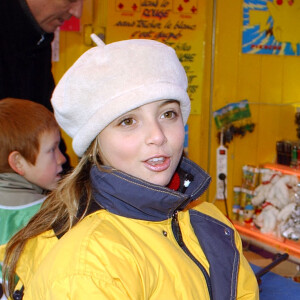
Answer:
top-left (233, 220), bottom-right (300, 264)
top-left (263, 163), bottom-right (300, 179)
top-left (234, 163), bottom-right (300, 264)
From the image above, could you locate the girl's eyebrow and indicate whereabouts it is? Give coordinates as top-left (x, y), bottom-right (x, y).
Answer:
top-left (119, 100), bottom-right (179, 118)
top-left (159, 100), bottom-right (179, 107)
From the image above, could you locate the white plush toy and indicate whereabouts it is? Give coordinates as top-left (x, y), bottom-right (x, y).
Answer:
top-left (251, 170), bottom-right (281, 209)
top-left (267, 175), bottom-right (298, 209)
top-left (254, 205), bottom-right (279, 234)
top-left (251, 173), bottom-right (298, 235)
top-left (278, 183), bottom-right (300, 240)
top-left (277, 202), bottom-right (296, 224)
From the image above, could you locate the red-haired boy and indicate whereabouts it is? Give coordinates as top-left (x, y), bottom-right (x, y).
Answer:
top-left (0, 98), bottom-right (66, 245)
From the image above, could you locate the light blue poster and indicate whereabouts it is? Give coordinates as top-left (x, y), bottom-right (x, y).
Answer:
top-left (242, 0), bottom-right (300, 56)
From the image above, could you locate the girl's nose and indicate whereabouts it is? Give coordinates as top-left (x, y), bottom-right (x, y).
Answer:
top-left (145, 121), bottom-right (167, 146)
top-left (69, 0), bottom-right (83, 19)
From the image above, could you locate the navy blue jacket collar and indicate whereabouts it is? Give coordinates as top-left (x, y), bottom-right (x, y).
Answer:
top-left (90, 157), bottom-right (211, 221)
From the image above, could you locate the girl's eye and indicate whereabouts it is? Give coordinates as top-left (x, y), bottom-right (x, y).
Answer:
top-left (162, 111), bottom-right (177, 119)
top-left (120, 118), bottom-right (136, 126)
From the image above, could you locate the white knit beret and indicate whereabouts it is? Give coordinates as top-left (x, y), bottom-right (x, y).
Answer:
top-left (51, 34), bottom-right (191, 157)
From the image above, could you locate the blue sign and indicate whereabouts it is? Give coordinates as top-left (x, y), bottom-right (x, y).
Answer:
top-left (242, 0), bottom-right (300, 56)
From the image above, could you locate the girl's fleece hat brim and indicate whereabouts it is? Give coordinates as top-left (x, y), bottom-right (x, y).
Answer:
top-left (51, 34), bottom-right (191, 157)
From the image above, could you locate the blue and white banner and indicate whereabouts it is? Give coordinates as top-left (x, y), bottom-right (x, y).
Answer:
top-left (242, 0), bottom-right (300, 56)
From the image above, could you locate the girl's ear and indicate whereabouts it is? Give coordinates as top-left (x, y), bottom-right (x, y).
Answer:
top-left (8, 151), bottom-right (26, 175)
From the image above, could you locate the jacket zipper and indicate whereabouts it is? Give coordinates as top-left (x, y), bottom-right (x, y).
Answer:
top-left (171, 210), bottom-right (213, 300)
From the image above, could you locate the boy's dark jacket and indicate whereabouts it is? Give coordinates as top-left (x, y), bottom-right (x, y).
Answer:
top-left (0, 0), bottom-right (54, 111)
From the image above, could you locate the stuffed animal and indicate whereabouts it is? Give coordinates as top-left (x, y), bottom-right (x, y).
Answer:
top-left (254, 204), bottom-right (279, 234)
top-left (251, 173), bottom-right (298, 235)
top-left (267, 175), bottom-right (298, 209)
top-left (278, 184), bottom-right (300, 241)
top-left (251, 170), bottom-right (281, 207)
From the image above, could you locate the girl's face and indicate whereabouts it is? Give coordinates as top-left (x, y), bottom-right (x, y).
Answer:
top-left (97, 100), bottom-right (185, 186)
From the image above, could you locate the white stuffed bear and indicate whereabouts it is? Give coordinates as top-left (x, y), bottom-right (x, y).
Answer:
top-left (251, 169), bottom-right (282, 206)
top-left (278, 184), bottom-right (300, 240)
top-left (254, 204), bottom-right (279, 234)
top-left (267, 175), bottom-right (298, 209)
top-left (277, 202), bottom-right (296, 224)
top-left (252, 173), bottom-right (298, 235)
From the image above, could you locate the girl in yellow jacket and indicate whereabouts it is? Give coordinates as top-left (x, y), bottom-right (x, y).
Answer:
top-left (3, 35), bottom-right (259, 300)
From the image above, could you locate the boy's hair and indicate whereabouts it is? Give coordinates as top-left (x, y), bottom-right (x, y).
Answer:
top-left (0, 98), bottom-right (59, 172)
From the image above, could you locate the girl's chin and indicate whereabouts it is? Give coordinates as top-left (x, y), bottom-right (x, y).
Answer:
top-left (143, 174), bottom-right (173, 187)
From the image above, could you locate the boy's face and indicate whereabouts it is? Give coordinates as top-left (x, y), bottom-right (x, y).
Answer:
top-left (97, 100), bottom-right (185, 186)
top-left (22, 129), bottom-right (66, 191)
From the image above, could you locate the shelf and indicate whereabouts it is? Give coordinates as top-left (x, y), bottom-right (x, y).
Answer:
top-left (234, 163), bottom-right (300, 264)
top-left (233, 220), bottom-right (300, 264)
top-left (263, 163), bottom-right (300, 179)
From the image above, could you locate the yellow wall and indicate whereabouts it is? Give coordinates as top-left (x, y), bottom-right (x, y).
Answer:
top-left (52, 0), bottom-right (300, 215)
top-left (206, 0), bottom-right (300, 213)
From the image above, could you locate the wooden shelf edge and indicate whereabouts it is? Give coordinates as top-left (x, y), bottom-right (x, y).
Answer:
top-left (263, 163), bottom-right (300, 178)
top-left (232, 221), bottom-right (300, 260)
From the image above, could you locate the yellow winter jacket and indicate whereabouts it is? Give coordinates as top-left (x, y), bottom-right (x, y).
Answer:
top-left (22, 159), bottom-right (258, 299)
top-left (0, 230), bottom-right (58, 300)
top-left (24, 203), bottom-right (258, 300)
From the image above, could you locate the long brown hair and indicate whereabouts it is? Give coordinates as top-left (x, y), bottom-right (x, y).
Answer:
top-left (2, 138), bottom-right (102, 297)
